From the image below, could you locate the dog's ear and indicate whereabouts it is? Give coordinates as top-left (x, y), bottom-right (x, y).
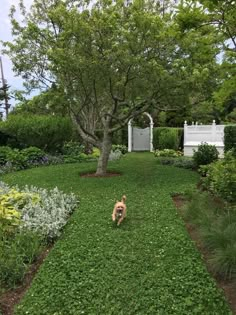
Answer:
top-left (121, 195), bottom-right (126, 203)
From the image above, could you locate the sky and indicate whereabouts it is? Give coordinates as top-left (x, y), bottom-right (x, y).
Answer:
top-left (0, 0), bottom-right (33, 109)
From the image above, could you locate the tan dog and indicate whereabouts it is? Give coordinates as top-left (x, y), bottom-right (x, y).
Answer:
top-left (112, 195), bottom-right (127, 226)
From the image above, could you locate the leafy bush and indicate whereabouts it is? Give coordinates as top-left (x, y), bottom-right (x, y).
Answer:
top-left (153, 127), bottom-right (183, 150)
top-left (0, 181), bottom-right (78, 289)
top-left (0, 230), bottom-right (43, 287)
top-left (62, 141), bottom-right (85, 156)
top-left (0, 147), bottom-right (63, 175)
top-left (224, 125), bottom-right (236, 153)
top-left (111, 144), bottom-right (128, 154)
top-left (6, 149), bottom-right (27, 169)
top-left (21, 147), bottom-right (47, 165)
top-left (193, 142), bottom-right (219, 168)
top-left (184, 191), bottom-right (236, 279)
top-left (201, 150), bottom-right (236, 203)
top-left (109, 149), bottom-right (122, 161)
top-left (157, 157), bottom-right (195, 169)
top-left (0, 182), bottom-right (78, 240)
top-left (0, 115), bottom-right (74, 152)
top-left (0, 191), bottom-right (21, 233)
top-left (0, 146), bottom-right (12, 165)
top-left (154, 149), bottom-right (183, 157)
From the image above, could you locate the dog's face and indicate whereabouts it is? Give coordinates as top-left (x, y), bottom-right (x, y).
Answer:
top-left (115, 202), bottom-right (125, 217)
top-left (115, 202), bottom-right (125, 211)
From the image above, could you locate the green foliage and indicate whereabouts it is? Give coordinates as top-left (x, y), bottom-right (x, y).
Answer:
top-left (224, 125), bottom-right (236, 153)
top-left (193, 143), bottom-right (219, 167)
top-left (111, 144), bottom-right (128, 155)
top-left (0, 181), bottom-right (77, 289)
top-left (154, 149), bottom-right (183, 158)
top-left (201, 150), bottom-right (236, 203)
top-left (0, 115), bottom-right (74, 152)
top-left (157, 157), bottom-right (195, 170)
top-left (0, 146), bottom-right (49, 174)
top-left (0, 146), bottom-right (12, 165)
top-left (62, 141), bottom-right (84, 156)
top-left (153, 128), bottom-right (183, 150)
top-left (184, 191), bottom-right (236, 279)
top-left (0, 230), bottom-right (43, 288)
top-left (21, 147), bottom-right (46, 164)
top-left (0, 193), bottom-right (21, 233)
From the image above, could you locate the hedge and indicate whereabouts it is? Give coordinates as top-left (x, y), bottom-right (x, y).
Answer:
top-left (0, 115), bottom-right (75, 153)
top-left (153, 127), bottom-right (183, 151)
top-left (224, 125), bottom-right (236, 153)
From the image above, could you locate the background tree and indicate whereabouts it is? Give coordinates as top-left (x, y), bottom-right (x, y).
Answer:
top-left (177, 0), bottom-right (236, 123)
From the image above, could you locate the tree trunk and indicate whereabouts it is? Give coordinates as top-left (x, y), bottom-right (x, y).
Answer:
top-left (96, 133), bottom-right (112, 176)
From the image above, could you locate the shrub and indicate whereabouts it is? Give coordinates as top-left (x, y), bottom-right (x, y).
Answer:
top-left (62, 141), bottom-right (85, 156)
top-left (154, 149), bottom-right (183, 158)
top-left (153, 127), bottom-right (183, 151)
top-left (6, 149), bottom-right (27, 170)
top-left (111, 144), bottom-right (128, 154)
top-left (184, 191), bottom-right (236, 279)
top-left (0, 230), bottom-right (43, 287)
top-left (109, 150), bottom-right (122, 161)
top-left (21, 147), bottom-right (47, 165)
top-left (193, 142), bottom-right (219, 168)
top-left (0, 115), bottom-right (74, 152)
top-left (224, 125), bottom-right (236, 153)
top-left (157, 156), bottom-right (195, 169)
top-left (0, 146), bottom-right (12, 165)
top-left (201, 150), bottom-right (236, 203)
top-left (0, 182), bottom-right (78, 240)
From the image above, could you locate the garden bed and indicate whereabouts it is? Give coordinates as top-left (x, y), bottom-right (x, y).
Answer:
top-left (172, 194), bottom-right (236, 314)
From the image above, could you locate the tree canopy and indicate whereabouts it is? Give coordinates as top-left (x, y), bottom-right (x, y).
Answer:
top-left (3, 0), bottom-right (233, 173)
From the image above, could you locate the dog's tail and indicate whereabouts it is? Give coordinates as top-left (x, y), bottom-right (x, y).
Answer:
top-left (121, 195), bottom-right (126, 203)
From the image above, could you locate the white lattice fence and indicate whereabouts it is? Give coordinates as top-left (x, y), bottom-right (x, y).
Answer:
top-left (184, 120), bottom-right (225, 157)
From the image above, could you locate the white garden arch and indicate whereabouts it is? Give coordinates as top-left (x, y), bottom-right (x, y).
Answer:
top-left (128, 112), bottom-right (154, 152)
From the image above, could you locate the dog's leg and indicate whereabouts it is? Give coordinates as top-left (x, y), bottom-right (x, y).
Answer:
top-left (112, 207), bottom-right (116, 222)
top-left (117, 214), bottom-right (125, 226)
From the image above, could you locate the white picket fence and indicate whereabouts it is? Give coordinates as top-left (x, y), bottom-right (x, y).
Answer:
top-left (184, 120), bottom-right (225, 157)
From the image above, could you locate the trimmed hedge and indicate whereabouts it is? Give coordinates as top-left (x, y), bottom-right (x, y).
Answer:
top-left (0, 115), bottom-right (74, 153)
top-left (153, 127), bottom-right (183, 150)
top-left (224, 125), bottom-right (236, 153)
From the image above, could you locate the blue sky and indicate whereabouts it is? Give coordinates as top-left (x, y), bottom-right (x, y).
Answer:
top-left (0, 0), bottom-right (33, 107)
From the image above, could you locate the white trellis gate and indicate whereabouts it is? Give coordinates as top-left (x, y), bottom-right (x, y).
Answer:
top-left (128, 113), bottom-right (154, 152)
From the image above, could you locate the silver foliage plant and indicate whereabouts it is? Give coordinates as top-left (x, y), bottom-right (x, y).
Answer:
top-left (0, 181), bottom-right (78, 239)
top-left (109, 149), bottom-right (122, 161)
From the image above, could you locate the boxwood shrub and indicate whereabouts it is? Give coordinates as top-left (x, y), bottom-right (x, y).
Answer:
top-left (0, 114), bottom-right (74, 152)
top-left (153, 127), bottom-right (183, 151)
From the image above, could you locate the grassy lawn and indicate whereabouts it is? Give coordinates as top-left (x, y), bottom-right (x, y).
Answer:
top-left (1, 153), bottom-right (232, 314)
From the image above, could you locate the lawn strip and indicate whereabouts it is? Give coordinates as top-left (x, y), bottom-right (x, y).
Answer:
top-left (1, 153), bottom-right (232, 315)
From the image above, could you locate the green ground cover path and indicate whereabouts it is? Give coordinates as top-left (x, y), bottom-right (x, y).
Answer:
top-left (2, 153), bottom-right (232, 314)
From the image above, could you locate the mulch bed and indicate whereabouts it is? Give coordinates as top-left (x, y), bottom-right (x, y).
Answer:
top-left (172, 195), bottom-right (236, 315)
top-left (0, 246), bottom-right (52, 315)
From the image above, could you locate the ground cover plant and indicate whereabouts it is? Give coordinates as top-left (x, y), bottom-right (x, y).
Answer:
top-left (0, 153), bottom-right (232, 314)
top-left (183, 190), bottom-right (236, 280)
top-left (0, 182), bottom-right (78, 290)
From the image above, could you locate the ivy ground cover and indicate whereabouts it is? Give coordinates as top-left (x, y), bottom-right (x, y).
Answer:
top-left (1, 153), bottom-right (232, 314)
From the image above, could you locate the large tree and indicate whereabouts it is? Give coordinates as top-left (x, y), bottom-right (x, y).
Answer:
top-left (3, 0), bottom-right (220, 173)
top-left (176, 0), bottom-right (236, 122)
